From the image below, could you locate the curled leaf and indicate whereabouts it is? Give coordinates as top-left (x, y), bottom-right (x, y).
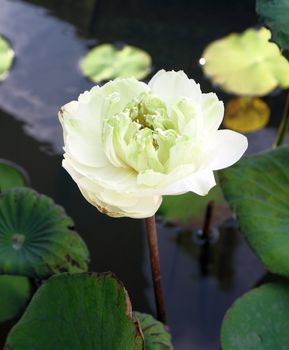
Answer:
top-left (133, 312), bottom-right (173, 349)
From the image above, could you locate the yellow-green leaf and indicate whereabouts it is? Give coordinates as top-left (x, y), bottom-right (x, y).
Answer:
top-left (201, 27), bottom-right (289, 96)
top-left (81, 44), bottom-right (151, 82)
top-left (0, 35), bottom-right (14, 81)
top-left (224, 97), bottom-right (270, 132)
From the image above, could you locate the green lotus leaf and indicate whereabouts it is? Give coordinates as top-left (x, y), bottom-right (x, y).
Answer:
top-left (220, 146), bottom-right (289, 277)
top-left (0, 188), bottom-right (89, 278)
top-left (6, 273), bottom-right (144, 350)
top-left (133, 312), bottom-right (173, 350)
top-left (0, 159), bottom-right (29, 190)
top-left (81, 43), bottom-right (151, 82)
top-left (158, 177), bottom-right (230, 229)
top-left (256, 0), bottom-right (289, 50)
top-left (201, 27), bottom-right (289, 96)
top-left (0, 35), bottom-right (14, 80)
top-left (221, 283), bottom-right (289, 350)
top-left (0, 275), bottom-right (31, 323)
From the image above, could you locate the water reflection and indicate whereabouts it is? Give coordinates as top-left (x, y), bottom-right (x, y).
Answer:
top-left (27, 0), bottom-right (101, 36)
top-left (148, 221), bottom-right (265, 349)
top-left (0, 0), bottom-right (92, 152)
top-left (171, 222), bottom-right (240, 291)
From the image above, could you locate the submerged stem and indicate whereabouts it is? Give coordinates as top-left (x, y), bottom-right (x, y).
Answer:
top-left (274, 92), bottom-right (289, 148)
top-left (202, 200), bottom-right (215, 241)
top-left (145, 216), bottom-right (167, 324)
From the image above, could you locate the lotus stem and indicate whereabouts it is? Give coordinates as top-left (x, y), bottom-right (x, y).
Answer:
top-left (202, 200), bottom-right (215, 241)
top-left (145, 215), bottom-right (167, 324)
top-left (274, 92), bottom-right (289, 148)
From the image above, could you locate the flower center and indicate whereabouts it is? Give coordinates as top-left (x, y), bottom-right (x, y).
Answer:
top-left (124, 92), bottom-right (170, 131)
top-left (103, 92), bottom-right (180, 174)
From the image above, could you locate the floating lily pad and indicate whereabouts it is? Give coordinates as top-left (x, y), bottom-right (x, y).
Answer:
top-left (0, 188), bottom-right (89, 278)
top-left (257, 0), bottom-right (289, 50)
top-left (133, 312), bottom-right (173, 350)
top-left (224, 97), bottom-right (270, 133)
top-left (220, 146), bottom-right (289, 277)
top-left (0, 35), bottom-right (14, 80)
top-left (221, 283), bottom-right (289, 350)
top-left (81, 43), bottom-right (151, 82)
top-left (0, 275), bottom-right (31, 323)
top-left (201, 27), bottom-right (289, 96)
top-left (0, 159), bottom-right (29, 191)
top-left (6, 273), bottom-right (144, 350)
top-left (158, 177), bottom-right (230, 229)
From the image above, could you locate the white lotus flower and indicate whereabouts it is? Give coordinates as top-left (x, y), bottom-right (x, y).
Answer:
top-left (59, 70), bottom-right (247, 218)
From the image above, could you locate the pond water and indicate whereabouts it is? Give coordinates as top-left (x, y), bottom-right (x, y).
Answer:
top-left (0, 0), bottom-right (286, 348)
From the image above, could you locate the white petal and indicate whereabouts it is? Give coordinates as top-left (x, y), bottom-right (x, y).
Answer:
top-left (63, 157), bottom-right (137, 192)
top-left (60, 79), bottom-right (149, 168)
top-left (96, 189), bottom-right (162, 218)
top-left (100, 77), bottom-right (149, 115)
top-left (102, 124), bottom-right (127, 168)
top-left (82, 191), bottom-right (162, 219)
top-left (166, 141), bottom-right (202, 173)
top-left (136, 164), bottom-right (215, 197)
top-left (148, 70), bottom-right (202, 102)
top-left (64, 160), bottom-right (162, 218)
top-left (137, 164), bottom-right (194, 189)
top-left (162, 170), bottom-right (216, 196)
top-left (205, 129), bottom-right (248, 170)
top-left (60, 87), bottom-right (105, 130)
top-left (59, 101), bottom-right (78, 120)
top-left (137, 170), bottom-right (166, 187)
top-left (66, 134), bottom-right (108, 168)
top-left (201, 92), bottom-right (224, 132)
top-left (59, 89), bottom-right (109, 168)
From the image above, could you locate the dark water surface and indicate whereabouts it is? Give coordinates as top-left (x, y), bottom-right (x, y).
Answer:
top-left (0, 0), bottom-right (284, 348)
